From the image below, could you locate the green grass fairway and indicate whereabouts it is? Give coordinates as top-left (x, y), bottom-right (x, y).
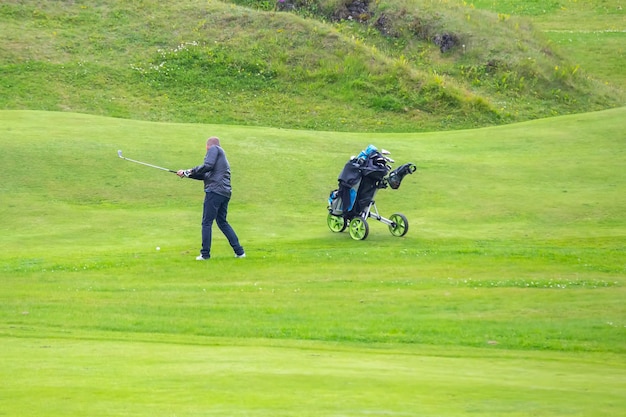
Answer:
top-left (1, 109), bottom-right (625, 416)
top-left (3, 337), bottom-right (624, 417)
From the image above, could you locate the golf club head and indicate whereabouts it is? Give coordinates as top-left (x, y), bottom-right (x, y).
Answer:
top-left (117, 150), bottom-right (123, 158)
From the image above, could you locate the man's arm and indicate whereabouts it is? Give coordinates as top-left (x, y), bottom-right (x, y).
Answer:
top-left (176, 147), bottom-right (219, 179)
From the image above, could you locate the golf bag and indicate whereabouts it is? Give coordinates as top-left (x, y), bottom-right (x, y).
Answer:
top-left (329, 146), bottom-right (388, 216)
top-left (327, 145), bottom-right (417, 240)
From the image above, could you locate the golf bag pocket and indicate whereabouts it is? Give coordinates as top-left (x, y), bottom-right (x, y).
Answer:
top-left (328, 190), bottom-right (343, 215)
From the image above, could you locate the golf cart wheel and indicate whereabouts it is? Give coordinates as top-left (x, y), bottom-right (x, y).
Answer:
top-left (389, 213), bottom-right (409, 237)
top-left (349, 218), bottom-right (369, 241)
top-left (327, 213), bottom-right (347, 233)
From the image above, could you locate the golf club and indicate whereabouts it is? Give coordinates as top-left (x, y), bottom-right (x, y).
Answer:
top-left (380, 149), bottom-right (395, 163)
top-left (117, 150), bottom-right (177, 173)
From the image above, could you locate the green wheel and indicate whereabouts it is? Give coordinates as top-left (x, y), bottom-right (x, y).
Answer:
top-left (349, 217), bottom-right (369, 240)
top-left (389, 213), bottom-right (409, 237)
top-left (327, 213), bottom-right (347, 232)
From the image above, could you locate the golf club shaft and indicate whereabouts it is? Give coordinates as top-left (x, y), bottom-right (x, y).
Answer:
top-left (117, 150), bottom-right (176, 173)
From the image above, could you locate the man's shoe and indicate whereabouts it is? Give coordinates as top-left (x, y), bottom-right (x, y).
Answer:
top-left (235, 253), bottom-right (246, 258)
top-left (196, 255), bottom-right (209, 261)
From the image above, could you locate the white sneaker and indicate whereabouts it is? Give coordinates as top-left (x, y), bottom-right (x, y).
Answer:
top-left (196, 255), bottom-right (209, 261)
top-left (235, 253), bottom-right (246, 258)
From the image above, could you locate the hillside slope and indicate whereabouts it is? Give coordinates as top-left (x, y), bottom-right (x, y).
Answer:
top-left (0, 0), bottom-right (623, 132)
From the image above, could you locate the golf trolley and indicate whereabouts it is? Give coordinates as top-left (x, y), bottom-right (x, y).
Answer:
top-left (327, 145), bottom-right (416, 240)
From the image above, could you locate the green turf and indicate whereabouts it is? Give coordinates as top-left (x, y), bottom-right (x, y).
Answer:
top-left (1, 108), bottom-right (624, 415)
top-left (1, 1), bottom-right (624, 414)
top-left (2, 337), bottom-right (625, 416)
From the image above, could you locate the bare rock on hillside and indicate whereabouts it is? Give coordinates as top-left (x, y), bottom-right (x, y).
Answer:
top-left (374, 13), bottom-right (397, 37)
top-left (333, 0), bottom-right (372, 22)
top-left (275, 0), bottom-right (296, 11)
top-left (433, 32), bottom-right (459, 53)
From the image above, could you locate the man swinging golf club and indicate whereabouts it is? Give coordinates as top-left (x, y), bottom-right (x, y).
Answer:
top-left (177, 137), bottom-right (245, 260)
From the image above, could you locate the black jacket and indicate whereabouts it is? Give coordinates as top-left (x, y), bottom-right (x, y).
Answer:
top-left (188, 146), bottom-right (232, 198)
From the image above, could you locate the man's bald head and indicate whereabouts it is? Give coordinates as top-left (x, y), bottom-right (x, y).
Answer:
top-left (206, 137), bottom-right (221, 149)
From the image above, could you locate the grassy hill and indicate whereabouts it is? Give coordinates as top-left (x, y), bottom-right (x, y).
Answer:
top-left (0, 0), bottom-right (624, 132)
top-left (1, 108), bottom-right (625, 415)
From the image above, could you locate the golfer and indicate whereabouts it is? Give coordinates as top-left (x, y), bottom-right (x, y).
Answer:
top-left (177, 137), bottom-right (245, 260)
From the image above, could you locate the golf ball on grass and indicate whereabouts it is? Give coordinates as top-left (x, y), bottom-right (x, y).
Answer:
top-left (156, 246), bottom-right (160, 251)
